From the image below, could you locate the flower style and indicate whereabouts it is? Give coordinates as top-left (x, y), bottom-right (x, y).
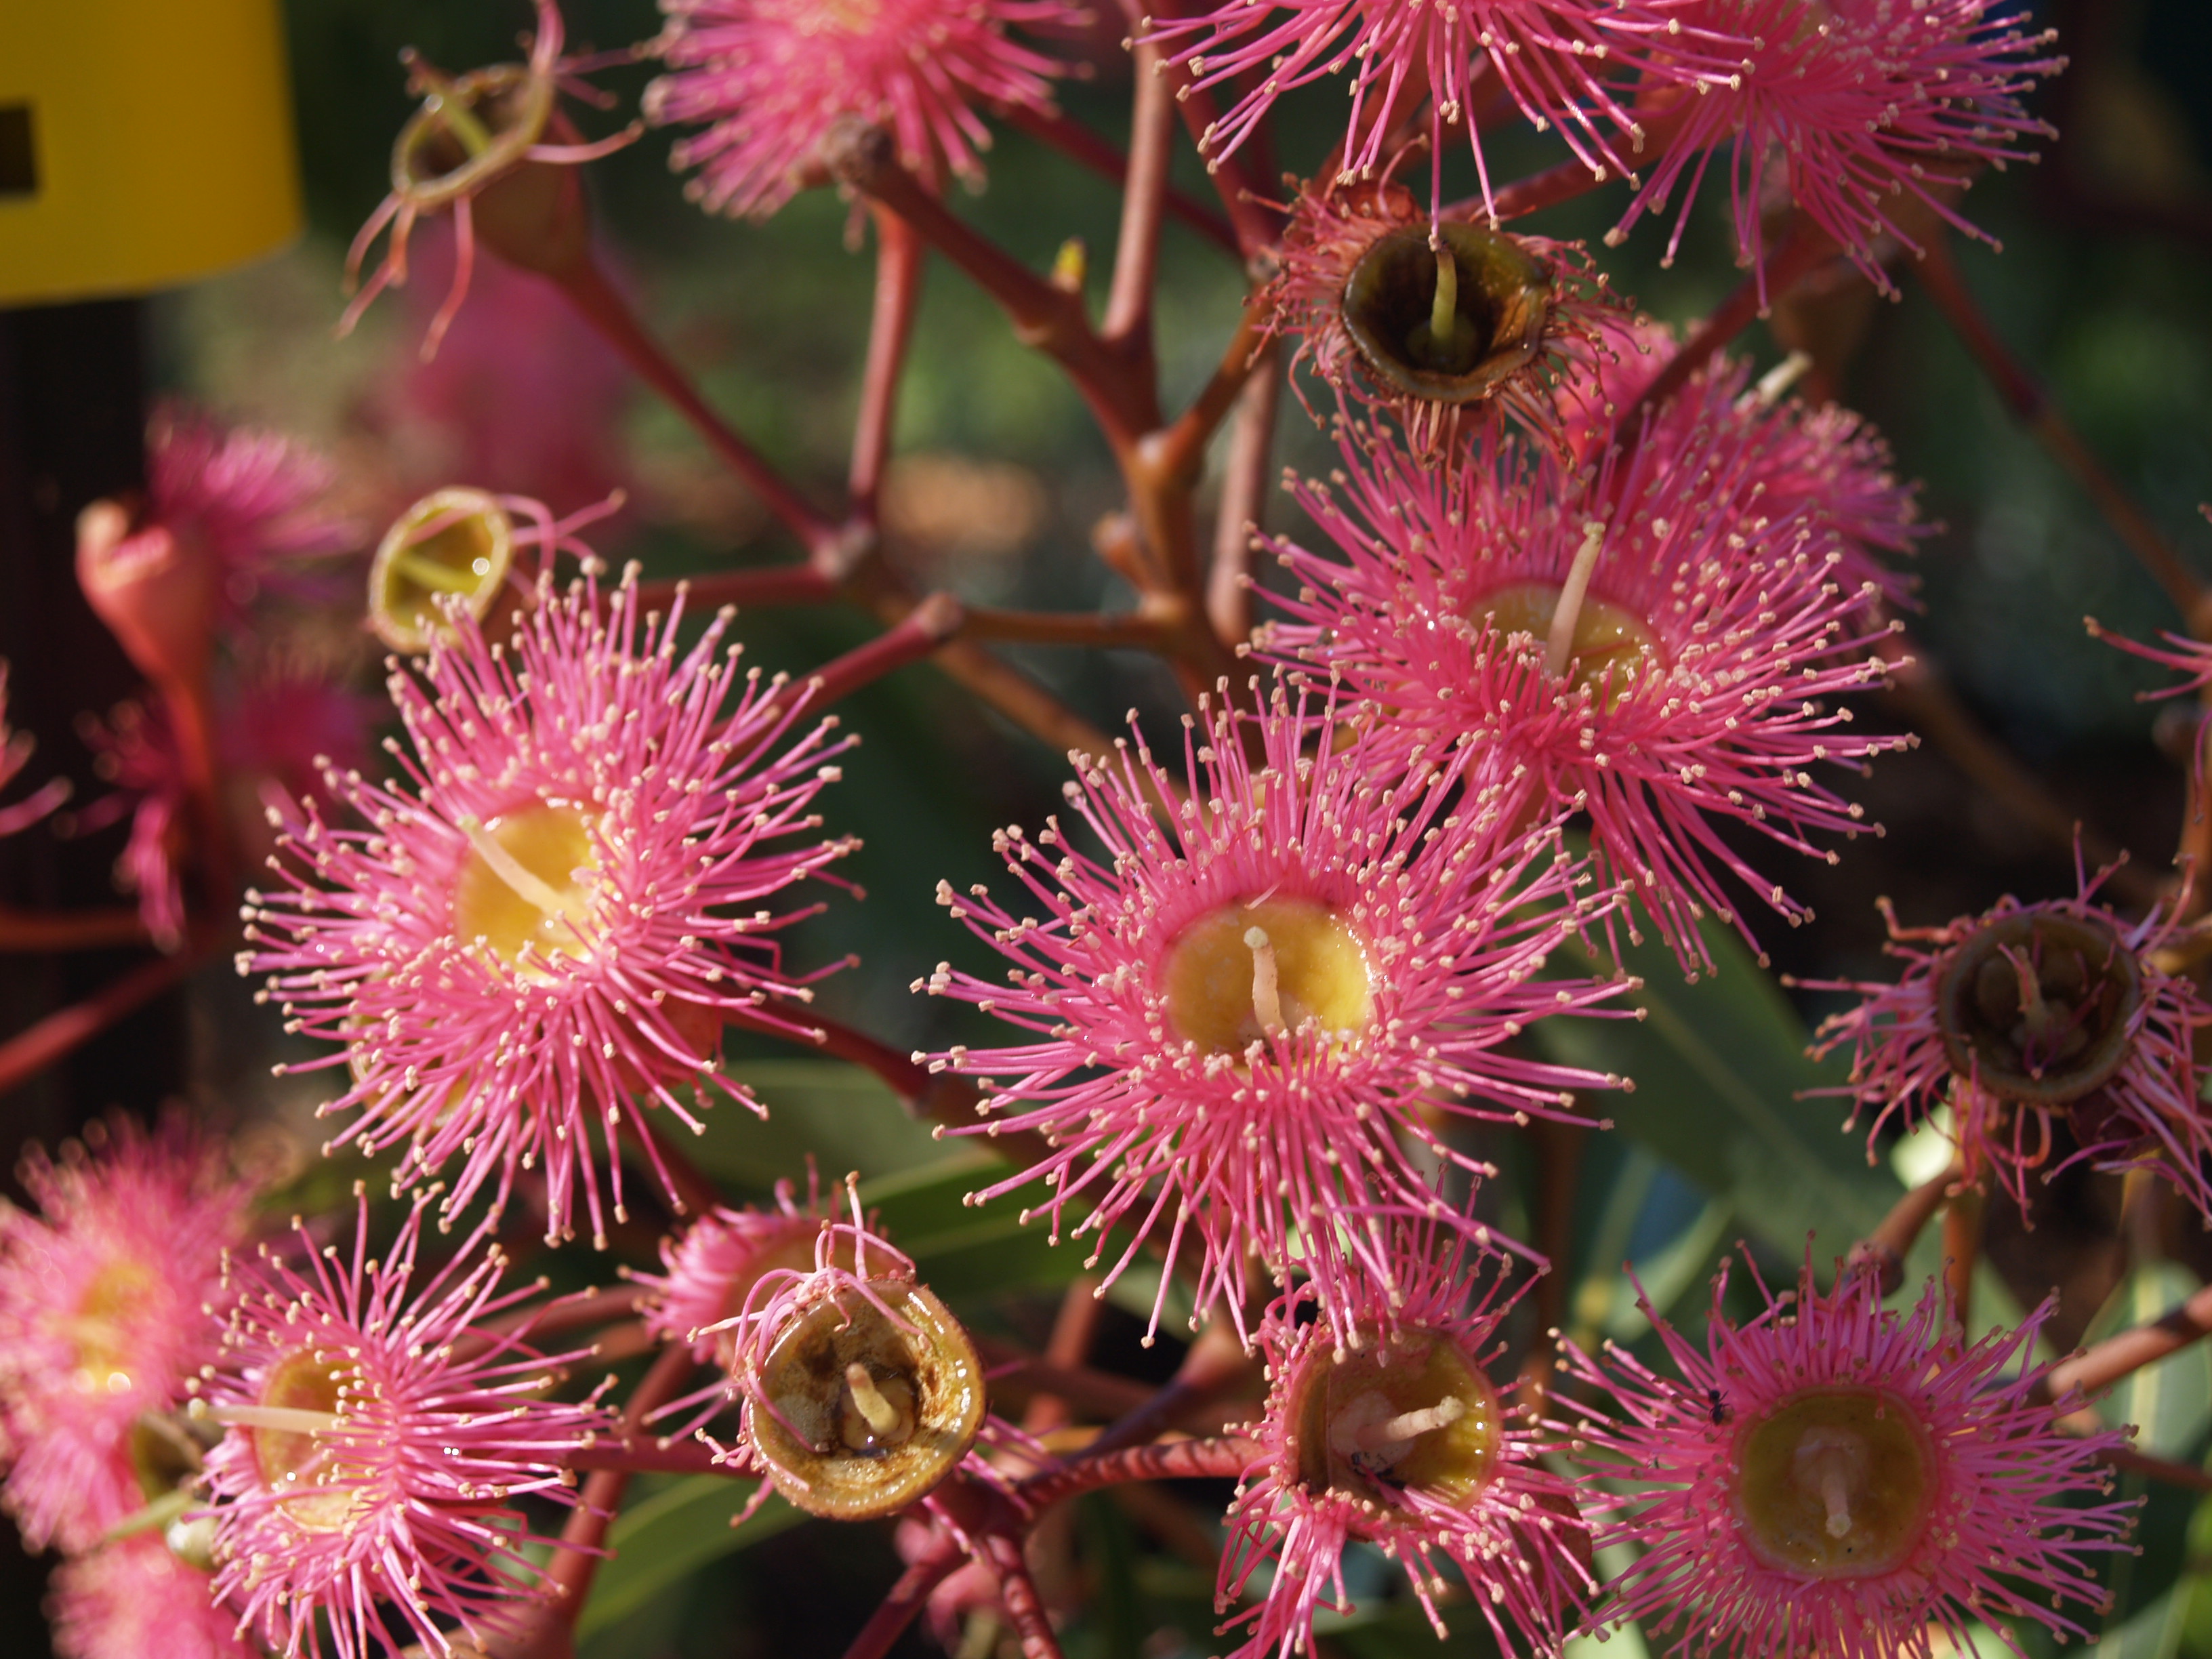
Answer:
top-left (47, 1536), bottom-right (256, 1659)
top-left (1559, 1257), bottom-right (2139, 1659)
top-left (1611, 0), bottom-right (2065, 300)
top-left (646, 0), bottom-right (1080, 221)
top-left (241, 561), bottom-right (857, 1247)
top-left (1148, 0), bottom-right (1736, 213)
top-left (344, 0), bottom-right (639, 356)
top-left (1219, 1218), bottom-right (1591, 1658)
top-left (1261, 414), bottom-right (1904, 972)
top-left (1797, 864), bottom-right (2212, 1221)
top-left (0, 1115), bottom-right (248, 1553)
top-left (917, 689), bottom-right (1627, 1345)
top-left (0, 661), bottom-right (68, 838)
top-left (197, 1193), bottom-right (609, 1659)
top-left (1261, 174), bottom-right (1630, 455)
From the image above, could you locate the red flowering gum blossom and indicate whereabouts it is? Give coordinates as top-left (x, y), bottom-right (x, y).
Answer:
top-left (916, 687), bottom-right (1630, 1347)
top-left (1610, 0), bottom-right (2066, 302)
top-left (196, 1193), bottom-right (610, 1659)
top-left (47, 1535), bottom-right (255, 1659)
top-left (239, 562), bottom-right (856, 1248)
top-left (646, 0), bottom-right (1081, 220)
top-left (1797, 863), bottom-right (2212, 1223)
top-left (0, 1115), bottom-right (249, 1554)
top-left (1261, 414), bottom-right (1904, 973)
top-left (1559, 1258), bottom-right (2139, 1659)
top-left (1220, 1218), bottom-right (1592, 1658)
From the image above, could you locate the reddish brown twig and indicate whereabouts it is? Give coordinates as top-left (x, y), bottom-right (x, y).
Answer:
top-left (1941, 1179), bottom-right (1986, 1332)
top-left (2049, 1279), bottom-right (2212, 1401)
top-left (0, 906), bottom-right (150, 951)
top-left (850, 205), bottom-right (926, 522)
top-left (980, 1529), bottom-right (1065, 1659)
top-left (634, 562), bottom-right (839, 616)
top-left (0, 941), bottom-right (208, 1101)
top-left (1844, 1161), bottom-right (1964, 1296)
top-left (993, 100), bottom-right (1241, 255)
top-left (1914, 234), bottom-right (2206, 633)
top-left (1017, 1431), bottom-right (1263, 1514)
top-left (839, 1548), bottom-right (968, 1659)
top-left (794, 593), bottom-right (966, 713)
top-left (1208, 339), bottom-right (1281, 649)
top-left (565, 1432), bottom-right (730, 1477)
top-left (1103, 35), bottom-right (1179, 355)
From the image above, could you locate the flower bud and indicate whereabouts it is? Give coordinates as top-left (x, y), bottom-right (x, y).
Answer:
top-left (76, 499), bottom-right (216, 690)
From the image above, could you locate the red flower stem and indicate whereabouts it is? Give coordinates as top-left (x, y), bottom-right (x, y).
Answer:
top-left (1844, 1160), bottom-right (1964, 1297)
top-left (634, 562), bottom-right (839, 617)
top-left (1079, 1318), bottom-right (1259, 1460)
top-left (981, 1529), bottom-right (1064, 1659)
top-left (959, 603), bottom-right (1181, 651)
top-left (1102, 33), bottom-right (1178, 352)
top-left (0, 937), bottom-right (207, 1101)
top-left (2049, 1277), bottom-right (2212, 1400)
top-left (839, 1550), bottom-right (966, 1659)
top-left (1941, 1178), bottom-right (1985, 1332)
top-left (849, 205), bottom-right (926, 522)
top-left (824, 119), bottom-right (1157, 455)
top-left (1128, 0), bottom-right (1281, 254)
top-left (0, 905), bottom-right (149, 951)
top-left (544, 1340), bottom-right (701, 1618)
top-left (1207, 340), bottom-right (1280, 649)
top-left (2094, 1440), bottom-right (2212, 1494)
top-left (1914, 232), bottom-right (2207, 634)
top-left (791, 592), bottom-right (966, 713)
top-left (554, 252), bottom-right (840, 556)
top-left (1607, 218), bottom-right (1835, 457)
top-left (897, 634), bottom-right (1129, 772)
top-left (1141, 312), bottom-right (1266, 493)
top-left (992, 100), bottom-right (1240, 255)
top-left (565, 1432), bottom-right (731, 1477)
top-left (1016, 1433), bottom-right (1263, 1514)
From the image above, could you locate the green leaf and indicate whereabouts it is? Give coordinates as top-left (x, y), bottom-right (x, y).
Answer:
top-left (859, 1150), bottom-right (1093, 1296)
top-left (575, 1475), bottom-right (805, 1638)
top-left (1530, 923), bottom-right (1900, 1269)
top-left (682, 1059), bottom-right (949, 1192)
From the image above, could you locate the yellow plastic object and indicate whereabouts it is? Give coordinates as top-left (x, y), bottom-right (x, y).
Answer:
top-left (0, 0), bottom-right (302, 306)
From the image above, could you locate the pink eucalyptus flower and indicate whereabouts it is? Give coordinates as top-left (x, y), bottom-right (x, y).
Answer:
top-left (637, 1168), bottom-right (867, 1363)
top-left (197, 1193), bottom-right (609, 1659)
top-left (1796, 861), bottom-right (2212, 1222)
top-left (1261, 415), bottom-right (1904, 972)
top-left (917, 689), bottom-right (1628, 1346)
top-left (240, 561), bottom-right (857, 1247)
top-left (1260, 173), bottom-right (1631, 456)
top-left (1612, 0), bottom-right (2066, 301)
top-left (1559, 1257), bottom-right (2139, 1659)
top-left (344, 0), bottom-right (639, 357)
top-left (645, 0), bottom-right (1080, 220)
top-left (1149, 0), bottom-right (1739, 215)
top-left (0, 662), bottom-right (69, 838)
top-left (1220, 1216), bottom-right (1591, 1658)
top-left (47, 1536), bottom-right (255, 1659)
top-left (73, 697), bottom-right (192, 951)
top-left (0, 1115), bottom-right (249, 1553)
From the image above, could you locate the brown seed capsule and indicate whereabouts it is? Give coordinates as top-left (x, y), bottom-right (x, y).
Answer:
top-left (1934, 909), bottom-right (2143, 1108)
top-left (1340, 223), bottom-right (1555, 407)
top-left (369, 487), bottom-right (515, 653)
top-left (743, 1278), bottom-right (985, 1521)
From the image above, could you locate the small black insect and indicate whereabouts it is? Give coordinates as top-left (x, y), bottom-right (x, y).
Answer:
top-left (1705, 1387), bottom-right (1733, 1427)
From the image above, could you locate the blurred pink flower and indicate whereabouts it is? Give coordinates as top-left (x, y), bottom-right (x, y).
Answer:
top-left (1560, 1257), bottom-right (2137, 1659)
top-left (0, 1115), bottom-right (249, 1553)
top-left (199, 1193), bottom-right (608, 1659)
top-left (918, 689), bottom-right (1626, 1346)
top-left (646, 0), bottom-right (1080, 219)
top-left (47, 1536), bottom-right (254, 1659)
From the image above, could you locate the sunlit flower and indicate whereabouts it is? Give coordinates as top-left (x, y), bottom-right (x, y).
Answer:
top-left (1559, 1257), bottom-right (2138, 1659)
top-left (1262, 415), bottom-right (1904, 972)
top-left (918, 690), bottom-right (1626, 1345)
top-left (1611, 0), bottom-right (2065, 300)
top-left (1221, 1216), bottom-right (1591, 1658)
top-left (241, 562), bottom-right (856, 1247)
top-left (1149, 0), bottom-right (1737, 213)
top-left (1261, 175), bottom-right (1629, 455)
top-left (1797, 863), bottom-right (2212, 1222)
top-left (197, 1192), bottom-right (608, 1659)
top-left (47, 1536), bottom-right (255, 1659)
top-left (0, 1115), bottom-right (247, 1553)
top-left (646, 0), bottom-right (1080, 220)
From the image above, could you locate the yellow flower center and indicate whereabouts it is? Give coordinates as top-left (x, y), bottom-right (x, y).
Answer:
top-left (64, 1256), bottom-right (160, 1395)
top-left (1479, 580), bottom-right (1662, 708)
top-left (1162, 898), bottom-right (1374, 1054)
top-left (237, 1349), bottom-right (376, 1533)
top-left (1293, 1331), bottom-right (1502, 1508)
top-left (451, 802), bottom-right (601, 969)
top-left (1733, 1388), bottom-right (1933, 1578)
